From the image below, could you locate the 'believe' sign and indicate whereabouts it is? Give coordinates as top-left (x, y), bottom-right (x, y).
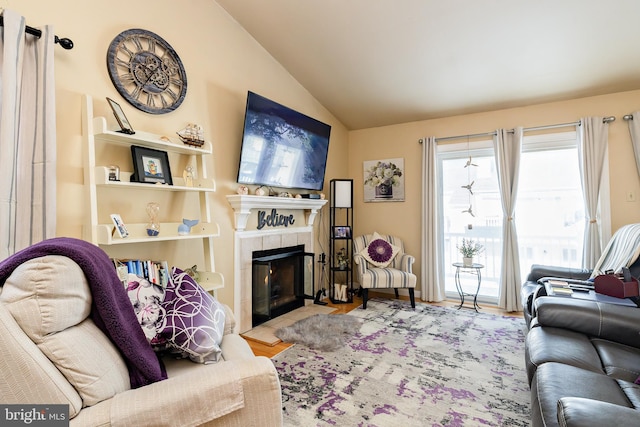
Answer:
top-left (257, 209), bottom-right (295, 230)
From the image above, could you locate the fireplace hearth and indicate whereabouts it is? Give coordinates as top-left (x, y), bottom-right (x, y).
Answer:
top-left (252, 244), bottom-right (314, 327)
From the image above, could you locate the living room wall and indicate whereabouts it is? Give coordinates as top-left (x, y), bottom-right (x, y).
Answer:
top-left (349, 89), bottom-right (640, 287)
top-left (15, 0), bottom-right (349, 308)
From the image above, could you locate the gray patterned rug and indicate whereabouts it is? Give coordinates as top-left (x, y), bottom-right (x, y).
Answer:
top-left (272, 298), bottom-right (530, 426)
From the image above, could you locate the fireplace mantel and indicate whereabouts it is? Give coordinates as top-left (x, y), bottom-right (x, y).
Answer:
top-left (226, 195), bottom-right (328, 231)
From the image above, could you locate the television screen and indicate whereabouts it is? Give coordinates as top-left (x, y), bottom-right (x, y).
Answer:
top-left (236, 91), bottom-right (331, 191)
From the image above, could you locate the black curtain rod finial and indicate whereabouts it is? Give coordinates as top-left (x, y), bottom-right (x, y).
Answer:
top-left (55, 36), bottom-right (73, 50)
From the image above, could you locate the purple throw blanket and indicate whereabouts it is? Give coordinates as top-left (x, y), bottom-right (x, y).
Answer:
top-left (0, 237), bottom-right (167, 388)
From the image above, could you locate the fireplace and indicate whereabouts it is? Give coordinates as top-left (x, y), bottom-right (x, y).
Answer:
top-left (252, 245), bottom-right (314, 327)
top-left (226, 194), bottom-right (328, 333)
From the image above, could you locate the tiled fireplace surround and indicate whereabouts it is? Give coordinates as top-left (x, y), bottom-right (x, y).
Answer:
top-left (226, 195), bottom-right (327, 333)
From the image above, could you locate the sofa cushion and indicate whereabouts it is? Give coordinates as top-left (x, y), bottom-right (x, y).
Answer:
top-left (38, 317), bottom-right (131, 406)
top-left (532, 362), bottom-right (635, 427)
top-left (591, 338), bottom-right (640, 383)
top-left (0, 301), bottom-right (83, 418)
top-left (360, 232), bottom-right (400, 268)
top-left (0, 255), bottom-right (130, 406)
top-left (156, 267), bottom-right (226, 363)
top-left (525, 326), bottom-right (603, 384)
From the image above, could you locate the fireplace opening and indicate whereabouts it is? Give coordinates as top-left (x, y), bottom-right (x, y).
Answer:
top-left (252, 244), bottom-right (314, 327)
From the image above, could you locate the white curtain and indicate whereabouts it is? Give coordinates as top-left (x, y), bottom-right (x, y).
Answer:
top-left (0, 9), bottom-right (57, 260)
top-left (493, 128), bottom-right (523, 312)
top-left (578, 117), bottom-right (609, 269)
top-left (626, 112), bottom-right (640, 177)
top-left (421, 136), bottom-right (445, 301)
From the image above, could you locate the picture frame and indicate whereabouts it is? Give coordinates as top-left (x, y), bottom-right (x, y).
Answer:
top-left (130, 145), bottom-right (173, 185)
top-left (363, 157), bottom-right (405, 202)
top-left (332, 226), bottom-right (351, 239)
top-left (106, 97), bottom-right (135, 135)
top-left (110, 213), bottom-right (129, 238)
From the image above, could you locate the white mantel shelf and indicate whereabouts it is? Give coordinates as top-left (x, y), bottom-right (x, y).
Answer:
top-left (226, 194), bottom-right (328, 231)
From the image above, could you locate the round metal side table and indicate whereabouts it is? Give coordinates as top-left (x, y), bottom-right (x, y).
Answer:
top-left (452, 262), bottom-right (484, 312)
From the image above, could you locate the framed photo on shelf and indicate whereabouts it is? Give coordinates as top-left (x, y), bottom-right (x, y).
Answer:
top-left (332, 226), bottom-right (351, 239)
top-left (110, 213), bottom-right (129, 238)
top-left (106, 97), bottom-right (135, 135)
top-left (131, 145), bottom-right (173, 185)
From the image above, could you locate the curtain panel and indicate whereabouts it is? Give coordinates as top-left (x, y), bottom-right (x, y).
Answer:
top-left (421, 136), bottom-right (445, 302)
top-left (578, 117), bottom-right (609, 269)
top-left (0, 9), bottom-right (57, 260)
top-left (493, 128), bottom-right (523, 312)
top-left (627, 112), bottom-right (640, 177)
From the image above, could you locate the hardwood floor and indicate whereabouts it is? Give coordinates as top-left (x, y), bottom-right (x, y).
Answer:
top-left (245, 291), bottom-right (523, 358)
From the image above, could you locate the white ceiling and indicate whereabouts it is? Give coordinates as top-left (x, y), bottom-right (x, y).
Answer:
top-left (216, 0), bottom-right (640, 130)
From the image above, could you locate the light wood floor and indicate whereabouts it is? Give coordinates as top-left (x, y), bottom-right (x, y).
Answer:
top-left (246, 291), bottom-right (523, 358)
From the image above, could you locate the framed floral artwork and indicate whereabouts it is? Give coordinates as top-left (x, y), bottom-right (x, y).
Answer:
top-left (363, 158), bottom-right (405, 202)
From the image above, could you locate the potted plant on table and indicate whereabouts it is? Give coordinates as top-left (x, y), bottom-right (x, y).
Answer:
top-left (457, 238), bottom-right (484, 267)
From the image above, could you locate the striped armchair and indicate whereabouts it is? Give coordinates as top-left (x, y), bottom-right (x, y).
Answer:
top-left (353, 233), bottom-right (416, 309)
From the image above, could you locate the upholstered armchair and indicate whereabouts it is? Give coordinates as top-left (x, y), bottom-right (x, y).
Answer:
top-left (0, 238), bottom-right (283, 426)
top-left (352, 232), bottom-right (417, 309)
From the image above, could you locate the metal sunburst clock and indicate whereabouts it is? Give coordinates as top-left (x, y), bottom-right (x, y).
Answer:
top-left (107, 29), bottom-right (187, 114)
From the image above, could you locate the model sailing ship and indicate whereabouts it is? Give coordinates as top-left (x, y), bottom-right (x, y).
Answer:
top-left (176, 123), bottom-right (205, 147)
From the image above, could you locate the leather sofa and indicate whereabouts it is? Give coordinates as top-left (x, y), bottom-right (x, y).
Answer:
top-left (525, 296), bottom-right (640, 426)
top-left (0, 239), bottom-right (283, 426)
top-left (521, 264), bottom-right (591, 327)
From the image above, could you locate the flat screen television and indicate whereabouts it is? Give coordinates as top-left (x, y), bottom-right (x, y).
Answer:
top-left (236, 91), bottom-right (331, 191)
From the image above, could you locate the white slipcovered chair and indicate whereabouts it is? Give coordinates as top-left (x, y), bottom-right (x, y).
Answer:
top-left (0, 238), bottom-right (283, 426)
top-left (352, 232), bottom-right (416, 309)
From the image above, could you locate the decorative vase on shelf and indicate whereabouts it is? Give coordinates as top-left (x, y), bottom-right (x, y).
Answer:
top-left (146, 202), bottom-right (160, 237)
top-left (375, 181), bottom-right (393, 199)
top-left (463, 256), bottom-right (473, 267)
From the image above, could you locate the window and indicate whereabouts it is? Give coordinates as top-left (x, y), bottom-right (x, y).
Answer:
top-left (437, 130), bottom-right (608, 304)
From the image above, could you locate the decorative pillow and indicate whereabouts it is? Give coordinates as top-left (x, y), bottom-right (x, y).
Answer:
top-left (360, 232), bottom-right (400, 268)
top-left (126, 273), bottom-right (166, 342)
top-left (156, 267), bottom-right (226, 363)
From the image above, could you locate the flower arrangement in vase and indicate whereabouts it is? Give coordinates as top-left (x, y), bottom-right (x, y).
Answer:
top-left (457, 238), bottom-right (484, 266)
top-left (364, 160), bottom-right (403, 199)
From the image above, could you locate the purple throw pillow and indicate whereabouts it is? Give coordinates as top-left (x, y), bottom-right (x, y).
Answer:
top-left (360, 232), bottom-right (400, 268)
top-left (156, 267), bottom-right (226, 363)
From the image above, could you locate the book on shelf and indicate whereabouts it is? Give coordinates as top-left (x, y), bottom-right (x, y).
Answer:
top-left (111, 258), bottom-right (170, 288)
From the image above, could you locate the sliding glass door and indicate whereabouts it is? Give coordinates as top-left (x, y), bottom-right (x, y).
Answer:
top-left (437, 131), bottom-right (595, 304)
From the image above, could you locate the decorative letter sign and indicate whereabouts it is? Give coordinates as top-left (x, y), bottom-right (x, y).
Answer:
top-left (257, 209), bottom-right (295, 230)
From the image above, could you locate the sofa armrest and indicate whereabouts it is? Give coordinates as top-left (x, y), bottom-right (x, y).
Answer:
top-left (557, 397), bottom-right (639, 427)
top-left (534, 297), bottom-right (640, 349)
top-left (526, 264), bottom-right (591, 282)
top-left (109, 357), bottom-right (282, 427)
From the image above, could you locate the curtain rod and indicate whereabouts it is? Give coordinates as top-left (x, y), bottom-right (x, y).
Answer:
top-left (0, 16), bottom-right (74, 50)
top-left (624, 114), bottom-right (634, 121)
top-left (420, 116), bottom-right (616, 144)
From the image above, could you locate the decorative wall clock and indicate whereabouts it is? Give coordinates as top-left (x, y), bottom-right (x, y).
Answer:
top-left (107, 29), bottom-right (187, 114)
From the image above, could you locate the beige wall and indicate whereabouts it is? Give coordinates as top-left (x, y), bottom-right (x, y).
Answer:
top-left (349, 90), bottom-right (640, 286)
top-left (12, 0), bottom-right (640, 306)
top-left (15, 0), bottom-right (349, 308)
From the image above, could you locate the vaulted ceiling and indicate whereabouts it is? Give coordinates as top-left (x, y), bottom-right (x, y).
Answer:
top-left (216, 0), bottom-right (640, 130)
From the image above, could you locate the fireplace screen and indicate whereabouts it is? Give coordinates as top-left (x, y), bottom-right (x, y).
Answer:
top-left (252, 245), bottom-right (314, 327)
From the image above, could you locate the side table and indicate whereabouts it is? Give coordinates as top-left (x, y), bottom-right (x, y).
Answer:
top-left (452, 262), bottom-right (484, 311)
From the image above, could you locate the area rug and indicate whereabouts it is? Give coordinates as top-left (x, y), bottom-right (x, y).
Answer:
top-left (275, 314), bottom-right (363, 351)
top-left (241, 303), bottom-right (337, 346)
top-left (272, 298), bottom-right (530, 426)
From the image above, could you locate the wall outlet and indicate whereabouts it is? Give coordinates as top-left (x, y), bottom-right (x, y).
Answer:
top-left (627, 191), bottom-right (636, 202)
